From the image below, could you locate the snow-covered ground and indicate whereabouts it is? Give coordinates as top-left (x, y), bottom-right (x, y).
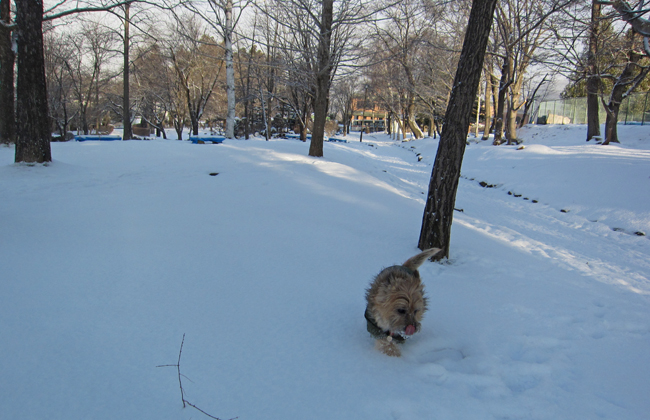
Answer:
top-left (1, 124), bottom-right (649, 420)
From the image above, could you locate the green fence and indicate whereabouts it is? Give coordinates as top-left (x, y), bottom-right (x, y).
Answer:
top-left (533, 91), bottom-right (650, 125)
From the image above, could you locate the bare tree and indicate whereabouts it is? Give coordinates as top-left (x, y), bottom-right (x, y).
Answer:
top-left (45, 33), bottom-right (77, 139)
top-left (592, 0), bottom-right (650, 144)
top-left (371, 0), bottom-right (433, 139)
top-left (63, 24), bottom-right (118, 135)
top-left (122, 2), bottom-right (133, 139)
top-left (331, 75), bottom-right (359, 135)
top-left (601, 31), bottom-right (650, 144)
top-left (261, 0), bottom-right (379, 156)
top-left (367, 52), bottom-right (409, 139)
top-left (0, 0), bottom-right (14, 145)
top-left (2, 0), bottom-right (148, 163)
top-left (182, 0), bottom-right (252, 139)
top-left (492, 0), bottom-right (574, 145)
top-left (586, 0), bottom-right (603, 141)
top-left (167, 15), bottom-right (224, 135)
top-left (418, 0), bottom-right (498, 260)
top-left (14, 0), bottom-right (51, 163)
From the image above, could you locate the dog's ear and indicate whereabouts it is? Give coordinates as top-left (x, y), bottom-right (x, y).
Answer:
top-left (402, 248), bottom-right (442, 271)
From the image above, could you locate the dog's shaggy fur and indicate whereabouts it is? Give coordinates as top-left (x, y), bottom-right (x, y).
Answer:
top-left (365, 248), bottom-right (441, 357)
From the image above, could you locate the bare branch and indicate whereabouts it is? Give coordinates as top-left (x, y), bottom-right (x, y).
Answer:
top-left (157, 334), bottom-right (237, 420)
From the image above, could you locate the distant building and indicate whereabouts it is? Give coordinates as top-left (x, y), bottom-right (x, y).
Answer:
top-left (350, 98), bottom-right (387, 132)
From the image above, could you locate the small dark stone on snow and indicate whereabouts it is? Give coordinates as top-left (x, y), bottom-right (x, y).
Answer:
top-left (479, 181), bottom-right (496, 188)
top-left (561, 209), bottom-right (569, 213)
top-left (209, 173), bottom-right (219, 176)
top-left (634, 231), bottom-right (646, 236)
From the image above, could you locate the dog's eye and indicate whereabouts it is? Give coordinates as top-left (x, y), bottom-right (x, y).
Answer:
top-left (397, 308), bottom-right (406, 314)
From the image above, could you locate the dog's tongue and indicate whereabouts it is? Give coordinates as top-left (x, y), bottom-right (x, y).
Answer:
top-left (405, 325), bottom-right (416, 336)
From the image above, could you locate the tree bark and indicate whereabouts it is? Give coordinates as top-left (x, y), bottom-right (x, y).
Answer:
top-left (482, 71), bottom-right (492, 140)
top-left (586, 0), bottom-right (601, 141)
top-left (308, 0), bottom-right (334, 157)
top-left (492, 57), bottom-right (512, 145)
top-left (122, 2), bottom-right (132, 140)
top-left (418, 0), bottom-right (498, 259)
top-left (225, 0), bottom-right (235, 139)
top-left (15, 0), bottom-right (52, 163)
top-left (406, 99), bottom-right (424, 139)
top-left (0, 0), bottom-right (15, 145)
top-left (602, 51), bottom-right (649, 144)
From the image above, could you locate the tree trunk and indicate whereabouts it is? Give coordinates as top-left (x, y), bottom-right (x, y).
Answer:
top-left (482, 72), bottom-right (492, 140)
top-left (519, 74), bottom-right (547, 129)
top-left (493, 58), bottom-right (511, 145)
top-left (308, 0), bottom-right (333, 157)
top-left (603, 105), bottom-right (619, 144)
top-left (418, 0), bottom-right (497, 260)
top-left (586, 0), bottom-right (602, 141)
top-left (174, 119), bottom-right (183, 140)
top-left (15, 0), bottom-right (52, 163)
top-left (0, 0), bottom-right (15, 145)
top-left (505, 99), bottom-right (518, 144)
top-left (191, 112), bottom-right (199, 135)
top-left (225, 0), bottom-right (235, 139)
top-left (406, 98), bottom-right (424, 139)
top-left (122, 2), bottom-right (132, 140)
top-left (603, 51), bottom-right (649, 145)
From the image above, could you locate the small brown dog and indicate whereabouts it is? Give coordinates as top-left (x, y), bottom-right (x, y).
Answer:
top-left (365, 248), bottom-right (441, 357)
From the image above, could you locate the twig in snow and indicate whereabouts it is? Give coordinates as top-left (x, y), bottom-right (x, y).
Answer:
top-left (157, 334), bottom-right (237, 420)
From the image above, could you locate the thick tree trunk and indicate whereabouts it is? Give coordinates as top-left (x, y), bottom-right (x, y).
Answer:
top-left (603, 51), bottom-right (648, 145)
top-left (0, 0), bottom-right (15, 145)
top-left (122, 3), bottom-right (132, 140)
top-left (603, 107), bottom-right (620, 144)
top-left (406, 99), bottom-right (424, 139)
top-left (418, 0), bottom-right (497, 259)
top-left (586, 1), bottom-right (602, 141)
top-left (15, 0), bottom-right (52, 163)
top-left (225, 0), bottom-right (235, 139)
top-left (505, 99), bottom-right (518, 144)
top-left (191, 112), bottom-right (199, 135)
top-left (308, 0), bottom-right (334, 157)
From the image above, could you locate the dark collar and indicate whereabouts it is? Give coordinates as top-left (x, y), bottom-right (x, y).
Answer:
top-left (364, 308), bottom-right (406, 343)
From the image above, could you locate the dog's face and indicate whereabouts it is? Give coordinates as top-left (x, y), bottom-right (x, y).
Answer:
top-left (367, 268), bottom-right (428, 336)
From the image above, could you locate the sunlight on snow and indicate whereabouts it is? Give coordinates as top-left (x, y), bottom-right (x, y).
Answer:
top-left (455, 215), bottom-right (650, 296)
top-left (254, 148), bottom-right (416, 201)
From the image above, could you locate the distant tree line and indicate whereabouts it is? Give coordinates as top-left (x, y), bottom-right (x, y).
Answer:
top-left (2, 0), bottom-right (650, 163)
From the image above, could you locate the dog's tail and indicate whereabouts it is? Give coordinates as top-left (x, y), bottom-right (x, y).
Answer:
top-left (402, 248), bottom-right (442, 271)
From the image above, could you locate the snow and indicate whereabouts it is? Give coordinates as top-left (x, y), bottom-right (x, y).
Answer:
top-left (1, 124), bottom-right (649, 420)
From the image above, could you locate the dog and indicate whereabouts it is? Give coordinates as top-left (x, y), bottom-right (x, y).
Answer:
top-left (365, 248), bottom-right (441, 357)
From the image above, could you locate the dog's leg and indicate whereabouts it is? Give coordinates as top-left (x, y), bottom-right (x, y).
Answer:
top-left (375, 337), bottom-right (401, 357)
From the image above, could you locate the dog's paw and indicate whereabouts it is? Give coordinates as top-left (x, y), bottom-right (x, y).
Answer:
top-left (375, 338), bottom-right (401, 357)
